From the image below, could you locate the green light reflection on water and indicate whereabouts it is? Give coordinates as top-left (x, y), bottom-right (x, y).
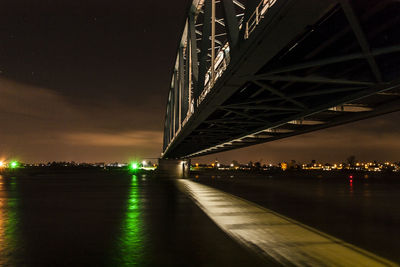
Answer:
top-left (115, 174), bottom-right (144, 266)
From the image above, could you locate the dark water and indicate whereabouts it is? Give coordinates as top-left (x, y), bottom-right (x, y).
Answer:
top-left (193, 171), bottom-right (400, 263)
top-left (0, 170), bottom-right (269, 266)
top-left (1, 170), bottom-right (399, 265)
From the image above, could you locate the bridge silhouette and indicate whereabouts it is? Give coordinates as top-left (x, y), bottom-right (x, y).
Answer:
top-left (162, 0), bottom-right (400, 159)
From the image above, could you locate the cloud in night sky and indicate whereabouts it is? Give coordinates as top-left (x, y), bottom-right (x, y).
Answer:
top-left (0, 0), bottom-right (398, 163)
top-left (62, 130), bottom-right (162, 147)
top-left (0, 77), bottom-right (163, 162)
top-left (0, 78), bottom-right (74, 118)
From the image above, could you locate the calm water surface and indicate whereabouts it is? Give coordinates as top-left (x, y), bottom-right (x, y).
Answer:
top-left (194, 171), bottom-right (400, 263)
top-left (0, 170), bottom-right (269, 266)
top-left (1, 169), bottom-right (399, 265)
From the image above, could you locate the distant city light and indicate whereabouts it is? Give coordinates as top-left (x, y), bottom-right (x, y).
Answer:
top-left (281, 162), bottom-right (288, 171)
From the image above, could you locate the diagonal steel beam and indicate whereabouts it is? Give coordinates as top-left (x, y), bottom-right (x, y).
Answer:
top-left (219, 107), bottom-right (270, 124)
top-left (215, 18), bottom-right (225, 27)
top-left (251, 75), bottom-right (374, 86)
top-left (233, 0), bottom-right (245, 9)
top-left (221, 0), bottom-right (240, 48)
top-left (290, 86), bottom-right (367, 98)
top-left (226, 86), bottom-right (367, 107)
top-left (204, 119), bottom-right (265, 125)
top-left (261, 45), bottom-right (400, 76)
top-left (207, 123), bottom-right (247, 132)
top-left (194, 128), bottom-right (243, 134)
top-left (339, 0), bottom-right (382, 82)
top-left (252, 80), bottom-right (307, 109)
top-left (222, 105), bottom-right (302, 111)
top-left (304, 1), bottom-right (389, 61)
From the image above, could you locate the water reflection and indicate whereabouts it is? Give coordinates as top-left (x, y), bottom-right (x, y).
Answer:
top-left (0, 176), bottom-right (19, 265)
top-left (0, 175), bottom-right (5, 264)
top-left (114, 174), bottom-right (144, 265)
top-left (349, 176), bottom-right (354, 195)
top-left (363, 183), bottom-right (371, 198)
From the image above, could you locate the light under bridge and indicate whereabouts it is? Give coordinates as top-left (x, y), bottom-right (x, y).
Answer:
top-left (162, 0), bottom-right (400, 159)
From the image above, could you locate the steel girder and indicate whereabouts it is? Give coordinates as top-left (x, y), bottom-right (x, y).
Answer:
top-left (162, 0), bottom-right (400, 159)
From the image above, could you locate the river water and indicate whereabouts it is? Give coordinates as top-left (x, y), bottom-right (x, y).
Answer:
top-left (0, 169), bottom-right (399, 265)
top-left (0, 170), bottom-right (268, 266)
top-left (193, 171), bottom-right (400, 263)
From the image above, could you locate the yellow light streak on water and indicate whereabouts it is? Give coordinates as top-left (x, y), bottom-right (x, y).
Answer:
top-left (177, 179), bottom-right (398, 266)
top-left (0, 175), bottom-right (19, 266)
top-left (0, 175), bottom-right (5, 265)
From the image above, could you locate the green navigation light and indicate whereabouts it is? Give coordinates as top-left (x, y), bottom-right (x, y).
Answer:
top-left (130, 162), bottom-right (139, 171)
top-left (10, 161), bottom-right (18, 169)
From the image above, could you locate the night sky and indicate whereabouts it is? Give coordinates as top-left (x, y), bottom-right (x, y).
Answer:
top-left (0, 1), bottom-right (399, 164)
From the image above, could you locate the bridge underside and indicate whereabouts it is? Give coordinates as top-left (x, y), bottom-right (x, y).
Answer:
top-left (163, 0), bottom-right (400, 159)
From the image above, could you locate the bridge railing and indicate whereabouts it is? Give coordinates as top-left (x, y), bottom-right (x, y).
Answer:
top-left (198, 42), bottom-right (231, 107)
top-left (245, 0), bottom-right (277, 39)
top-left (182, 98), bottom-right (195, 127)
top-left (198, 0), bottom-right (277, 110)
top-left (178, 0), bottom-right (273, 130)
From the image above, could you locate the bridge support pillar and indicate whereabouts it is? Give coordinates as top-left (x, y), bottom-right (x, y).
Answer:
top-left (158, 158), bottom-right (191, 178)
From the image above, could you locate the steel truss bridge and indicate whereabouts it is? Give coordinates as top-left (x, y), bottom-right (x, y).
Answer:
top-left (162, 0), bottom-right (400, 159)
